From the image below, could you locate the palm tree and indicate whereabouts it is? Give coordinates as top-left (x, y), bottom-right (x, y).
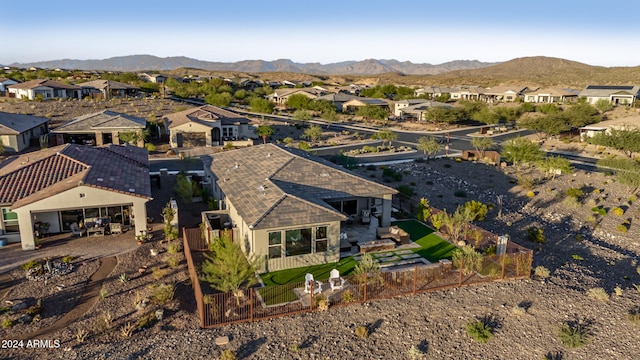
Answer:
top-left (255, 125), bottom-right (274, 144)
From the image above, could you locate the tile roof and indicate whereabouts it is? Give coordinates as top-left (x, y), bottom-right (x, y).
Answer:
top-left (164, 105), bottom-right (249, 129)
top-left (342, 98), bottom-right (389, 107)
top-left (0, 143), bottom-right (150, 208)
top-left (7, 79), bottom-right (80, 90)
top-left (579, 85), bottom-right (640, 97)
top-left (52, 110), bottom-right (146, 132)
top-left (523, 87), bottom-right (579, 96)
top-left (208, 144), bottom-right (397, 229)
top-left (76, 79), bottom-right (140, 90)
top-left (0, 112), bottom-right (49, 135)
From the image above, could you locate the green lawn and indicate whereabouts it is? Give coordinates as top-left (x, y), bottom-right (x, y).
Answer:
top-left (260, 257), bottom-right (358, 287)
top-left (392, 219), bottom-right (458, 262)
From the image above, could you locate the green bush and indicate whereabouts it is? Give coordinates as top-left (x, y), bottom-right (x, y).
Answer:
top-left (591, 206), bottom-right (607, 216)
top-left (612, 207), bottom-right (625, 216)
top-left (62, 255), bottom-right (75, 263)
top-left (396, 185), bottom-right (414, 197)
top-left (565, 188), bottom-right (584, 199)
top-left (151, 283), bottom-right (176, 306)
top-left (354, 326), bottom-right (369, 338)
top-left (144, 143), bottom-right (156, 152)
top-left (167, 243), bottom-right (181, 254)
top-left (166, 256), bottom-right (180, 268)
top-left (382, 168), bottom-right (402, 181)
top-left (572, 254), bottom-right (584, 261)
top-left (2, 317), bottom-right (12, 329)
top-left (558, 324), bottom-right (589, 348)
top-left (617, 224), bottom-right (629, 233)
top-left (21, 260), bottom-right (41, 270)
top-left (220, 350), bottom-right (238, 360)
top-left (466, 320), bottom-right (493, 344)
top-left (526, 227), bottom-right (545, 244)
top-left (526, 191), bottom-right (535, 198)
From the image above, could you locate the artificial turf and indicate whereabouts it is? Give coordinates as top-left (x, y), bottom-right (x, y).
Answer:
top-left (392, 219), bottom-right (458, 262)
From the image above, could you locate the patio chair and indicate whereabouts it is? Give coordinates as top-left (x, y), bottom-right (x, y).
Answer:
top-left (70, 222), bottom-right (86, 238)
top-left (329, 269), bottom-right (346, 292)
top-left (110, 223), bottom-right (123, 235)
top-left (304, 273), bottom-right (322, 295)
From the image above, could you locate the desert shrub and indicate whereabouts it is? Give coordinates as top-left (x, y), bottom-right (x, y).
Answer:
top-left (612, 207), bottom-right (625, 216)
top-left (152, 267), bottom-right (168, 280)
top-left (572, 254), bottom-right (584, 261)
top-left (526, 227), bottom-right (545, 244)
top-left (591, 206), bottom-right (607, 216)
top-left (526, 191), bottom-right (535, 198)
top-left (342, 289), bottom-right (356, 303)
top-left (2, 317), bottom-right (12, 329)
top-left (517, 176), bottom-right (535, 190)
top-left (62, 255), bottom-right (75, 263)
top-left (565, 188), bottom-right (583, 199)
top-left (452, 245), bottom-right (483, 275)
top-left (454, 190), bottom-right (467, 198)
top-left (614, 286), bottom-right (623, 296)
top-left (136, 310), bottom-right (158, 329)
top-left (75, 328), bottom-right (89, 343)
top-left (466, 320), bottom-right (493, 344)
top-left (100, 288), bottom-right (108, 299)
top-left (353, 253), bottom-right (383, 285)
top-left (430, 212), bottom-right (445, 231)
top-left (382, 168), bottom-right (402, 181)
top-left (354, 326), bottom-right (369, 338)
top-left (483, 244), bottom-right (496, 256)
top-left (616, 224), bottom-right (629, 233)
top-left (575, 234), bottom-right (584, 242)
top-left (586, 198), bottom-right (598, 208)
top-left (144, 143), bottom-right (156, 152)
top-left (587, 287), bottom-right (609, 302)
top-left (166, 256), bottom-right (180, 268)
top-left (562, 196), bottom-right (580, 208)
top-left (151, 283), bottom-right (176, 305)
top-left (314, 296), bottom-right (329, 311)
top-left (21, 260), bottom-right (41, 270)
top-left (396, 185), bottom-right (414, 197)
top-left (557, 324), bottom-right (589, 348)
top-left (628, 307), bottom-right (640, 324)
top-left (629, 194), bottom-right (638, 204)
top-left (220, 350), bottom-right (238, 360)
top-left (463, 200), bottom-right (488, 221)
top-left (120, 322), bottom-right (135, 338)
top-left (0, 306), bottom-right (10, 315)
top-left (534, 266), bottom-right (550, 278)
top-left (167, 243), bottom-right (181, 254)
top-left (119, 273), bottom-right (128, 283)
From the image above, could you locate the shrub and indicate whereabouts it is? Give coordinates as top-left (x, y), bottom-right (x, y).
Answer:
top-left (166, 256), bottom-right (180, 268)
top-left (144, 143), bottom-right (156, 152)
top-left (563, 196), bottom-right (580, 208)
top-left (430, 212), bottom-right (445, 231)
top-left (21, 260), bottom-right (41, 270)
top-left (466, 320), bottom-right (493, 344)
top-left (382, 167), bottom-right (402, 181)
top-left (136, 310), bottom-right (158, 329)
top-left (342, 289), bottom-right (356, 303)
top-left (152, 267), bottom-right (168, 280)
top-left (354, 326), bottom-right (369, 338)
top-left (526, 227), bottom-right (545, 244)
top-left (614, 286), bottom-right (623, 296)
top-left (151, 283), bottom-right (176, 306)
top-left (463, 200), bottom-right (488, 221)
top-left (628, 307), bottom-right (640, 324)
top-left (591, 206), bottom-right (607, 216)
top-left (526, 191), bottom-right (535, 198)
top-left (408, 345), bottom-right (426, 359)
top-left (565, 188), bottom-right (583, 199)
top-left (629, 195), bottom-right (638, 204)
top-left (612, 207), bottom-right (625, 216)
top-left (120, 322), bottom-right (135, 338)
top-left (452, 246), bottom-right (483, 275)
top-left (2, 317), bottom-right (12, 329)
top-left (396, 185), bottom-right (414, 197)
top-left (517, 176), bottom-right (535, 190)
top-left (572, 254), bottom-right (584, 261)
top-left (587, 287), bottom-right (609, 302)
top-left (314, 296), bottom-right (329, 311)
top-left (616, 224), bottom-right (628, 233)
top-left (76, 328), bottom-right (89, 343)
top-left (454, 190), bottom-right (467, 198)
top-left (220, 349), bottom-right (238, 360)
top-left (534, 266), bottom-right (550, 278)
top-left (62, 255), bottom-right (75, 263)
top-left (119, 273), bottom-right (128, 283)
top-left (99, 288), bottom-right (108, 299)
top-left (558, 324), bottom-right (589, 348)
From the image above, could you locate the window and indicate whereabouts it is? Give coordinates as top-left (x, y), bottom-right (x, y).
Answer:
top-left (285, 228), bottom-right (312, 256)
top-left (315, 226), bottom-right (328, 253)
top-left (2, 208), bottom-right (19, 233)
top-left (268, 231), bottom-right (282, 259)
top-left (222, 127), bottom-right (235, 138)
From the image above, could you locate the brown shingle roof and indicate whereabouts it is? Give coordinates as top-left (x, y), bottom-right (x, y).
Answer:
top-left (209, 144), bottom-right (396, 229)
top-left (0, 143), bottom-right (150, 208)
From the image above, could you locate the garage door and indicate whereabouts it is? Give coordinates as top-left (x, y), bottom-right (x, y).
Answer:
top-left (177, 132), bottom-right (206, 147)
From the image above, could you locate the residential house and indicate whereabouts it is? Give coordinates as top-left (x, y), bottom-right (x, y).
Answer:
top-left (138, 73), bottom-right (167, 83)
top-left (0, 78), bottom-right (19, 95)
top-left (449, 86), bottom-right (485, 101)
top-left (579, 116), bottom-right (640, 140)
top-left (77, 80), bottom-right (140, 99)
top-left (579, 85), bottom-right (640, 106)
top-left (239, 78), bottom-right (262, 91)
top-left (0, 143), bottom-right (151, 249)
top-left (413, 86), bottom-right (453, 99)
top-left (51, 110), bottom-right (146, 147)
top-left (201, 144), bottom-right (397, 272)
top-left (0, 112), bottom-right (49, 152)
top-left (314, 93), bottom-right (360, 111)
top-left (341, 97), bottom-right (390, 113)
top-left (522, 87), bottom-right (579, 103)
top-left (164, 105), bottom-right (256, 148)
top-left (482, 86), bottom-right (529, 103)
top-left (7, 79), bottom-right (81, 100)
top-left (397, 101), bottom-right (454, 121)
top-left (266, 88), bottom-right (324, 105)
top-left (394, 99), bottom-right (429, 118)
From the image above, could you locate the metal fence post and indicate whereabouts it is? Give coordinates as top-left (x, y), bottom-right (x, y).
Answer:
top-left (501, 254), bottom-right (506, 279)
top-left (309, 281), bottom-right (314, 313)
top-left (528, 250), bottom-right (533, 278)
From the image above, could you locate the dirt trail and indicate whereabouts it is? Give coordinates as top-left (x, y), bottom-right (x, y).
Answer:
top-left (18, 256), bottom-right (117, 340)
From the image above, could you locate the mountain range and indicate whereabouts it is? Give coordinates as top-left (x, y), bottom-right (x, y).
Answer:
top-left (7, 55), bottom-right (498, 75)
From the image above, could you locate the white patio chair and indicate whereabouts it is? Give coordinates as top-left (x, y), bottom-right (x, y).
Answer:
top-left (329, 269), bottom-right (346, 292)
top-left (304, 273), bottom-right (322, 295)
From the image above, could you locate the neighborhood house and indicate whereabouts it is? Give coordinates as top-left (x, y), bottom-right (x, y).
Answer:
top-left (201, 144), bottom-right (397, 272)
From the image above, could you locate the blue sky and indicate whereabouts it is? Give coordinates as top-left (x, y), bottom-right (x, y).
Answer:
top-left (2, 0), bottom-right (639, 67)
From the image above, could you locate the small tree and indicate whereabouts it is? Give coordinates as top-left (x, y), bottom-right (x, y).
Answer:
top-left (302, 124), bottom-right (323, 144)
top-left (500, 136), bottom-right (544, 170)
top-left (452, 245), bottom-right (483, 275)
top-left (162, 201), bottom-right (178, 240)
top-left (537, 155), bottom-right (573, 180)
top-left (249, 97), bottom-right (274, 121)
top-left (373, 128), bottom-right (397, 147)
top-left (353, 253), bottom-right (383, 285)
top-left (416, 198), bottom-right (432, 222)
top-left (286, 93), bottom-right (311, 110)
top-left (416, 136), bottom-right (441, 161)
top-left (255, 125), bottom-right (274, 144)
top-left (470, 136), bottom-right (496, 160)
top-left (201, 236), bottom-right (262, 305)
top-left (463, 200), bottom-right (488, 221)
top-left (175, 172), bottom-right (193, 203)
